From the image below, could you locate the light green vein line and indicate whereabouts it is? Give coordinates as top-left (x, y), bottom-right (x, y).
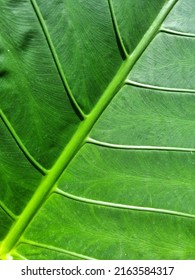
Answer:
top-left (108, 0), bottom-right (128, 59)
top-left (11, 252), bottom-right (27, 260)
top-left (56, 189), bottom-right (195, 219)
top-left (0, 202), bottom-right (18, 220)
top-left (87, 138), bottom-right (195, 153)
top-left (0, 110), bottom-right (48, 176)
top-left (160, 27), bottom-right (195, 38)
top-left (0, 0), bottom-right (178, 258)
top-left (126, 80), bottom-right (195, 94)
top-left (20, 240), bottom-right (96, 260)
top-left (30, 0), bottom-right (86, 120)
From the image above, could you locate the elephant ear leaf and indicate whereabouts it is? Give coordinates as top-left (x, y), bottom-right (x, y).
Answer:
top-left (1, 0), bottom-right (195, 260)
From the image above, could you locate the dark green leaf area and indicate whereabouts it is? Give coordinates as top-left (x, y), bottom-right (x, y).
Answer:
top-left (22, 194), bottom-right (195, 260)
top-left (0, 209), bottom-right (13, 240)
top-left (91, 85), bottom-right (195, 148)
top-left (36, 0), bottom-right (123, 113)
top-left (0, 119), bottom-right (42, 216)
top-left (0, 0), bottom-right (80, 169)
top-left (112, 0), bottom-right (166, 53)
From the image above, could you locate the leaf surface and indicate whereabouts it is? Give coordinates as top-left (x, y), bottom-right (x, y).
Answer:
top-left (0, 0), bottom-right (195, 260)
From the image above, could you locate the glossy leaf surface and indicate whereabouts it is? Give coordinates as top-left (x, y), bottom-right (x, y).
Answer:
top-left (0, 0), bottom-right (195, 260)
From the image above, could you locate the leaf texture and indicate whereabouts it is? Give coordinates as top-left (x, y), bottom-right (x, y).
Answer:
top-left (0, 0), bottom-right (195, 260)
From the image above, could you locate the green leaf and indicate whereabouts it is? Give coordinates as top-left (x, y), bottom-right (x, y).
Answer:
top-left (0, 0), bottom-right (195, 260)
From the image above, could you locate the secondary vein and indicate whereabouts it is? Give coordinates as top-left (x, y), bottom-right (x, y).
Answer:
top-left (0, 202), bottom-right (18, 220)
top-left (11, 252), bottom-right (27, 260)
top-left (107, 0), bottom-right (128, 59)
top-left (30, 0), bottom-right (86, 120)
top-left (56, 189), bottom-right (195, 219)
top-left (19, 240), bottom-right (95, 260)
top-left (126, 80), bottom-right (195, 94)
top-left (87, 138), bottom-right (195, 153)
top-left (160, 27), bottom-right (195, 38)
top-left (0, 110), bottom-right (48, 176)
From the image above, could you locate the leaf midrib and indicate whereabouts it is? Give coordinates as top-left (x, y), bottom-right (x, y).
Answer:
top-left (0, 0), bottom-right (178, 258)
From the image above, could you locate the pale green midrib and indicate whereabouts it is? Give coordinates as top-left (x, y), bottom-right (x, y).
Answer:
top-left (0, 0), bottom-right (178, 257)
top-left (56, 189), bottom-right (195, 219)
top-left (0, 110), bottom-right (48, 175)
top-left (30, 0), bottom-right (86, 120)
top-left (87, 138), bottom-right (195, 153)
top-left (108, 0), bottom-right (128, 59)
top-left (160, 27), bottom-right (195, 37)
top-left (18, 240), bottom-right (95, 260)
top-left (126, 80), bottom-right (195, 94)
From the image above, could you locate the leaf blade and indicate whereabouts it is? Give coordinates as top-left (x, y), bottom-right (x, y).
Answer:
top-left (2, 0), bottom-right (195, 260)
